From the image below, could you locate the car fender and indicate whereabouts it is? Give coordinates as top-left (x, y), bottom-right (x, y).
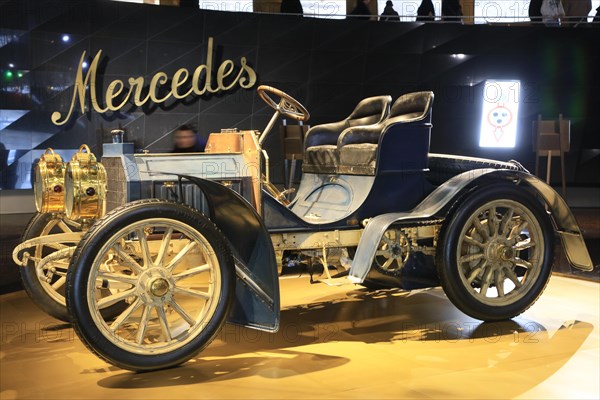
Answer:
top-left (180, 174), bottom-right (280, 332)
top-left (348, 169), bottom-right (593, 283)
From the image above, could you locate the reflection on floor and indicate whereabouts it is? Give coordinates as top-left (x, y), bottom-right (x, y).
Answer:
top-left (1, 275), bottom-right (598, 399)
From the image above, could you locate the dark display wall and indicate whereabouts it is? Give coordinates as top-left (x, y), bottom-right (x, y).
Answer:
top-left (1, 0), bottom-right (599, 190)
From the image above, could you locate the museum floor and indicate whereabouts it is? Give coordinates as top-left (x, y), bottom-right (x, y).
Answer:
top-left (1, 273), bottom-right (598, 399)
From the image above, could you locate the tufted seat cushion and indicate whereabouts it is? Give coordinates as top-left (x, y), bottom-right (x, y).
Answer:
top-left (305, 145), bottom-right (339, 174)
top-left (339, 143), bottom-right (378, 175)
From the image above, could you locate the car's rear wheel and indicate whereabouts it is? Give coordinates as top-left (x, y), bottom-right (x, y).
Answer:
top-left (361, 229), bottom-right (411, 289)
top-left (66, 199), bottom-right (234, 371)
top-left (437, 185), bottom-right (554, 321)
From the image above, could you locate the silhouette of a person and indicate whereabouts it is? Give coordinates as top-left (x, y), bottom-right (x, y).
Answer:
top-left (349, 0), bottom-right (372, 20)
top-left (280, 0), bottom-right (304, 15)
top-left (417, 0), bottom-right (436, 21)
top-left (380, 1), bottom-right (400, 21)
top-left (441, 0), bottom-right (463, 22)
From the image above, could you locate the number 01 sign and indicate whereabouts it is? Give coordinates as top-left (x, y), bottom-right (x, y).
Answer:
top-left (479, 80), bottom-right (520, 148)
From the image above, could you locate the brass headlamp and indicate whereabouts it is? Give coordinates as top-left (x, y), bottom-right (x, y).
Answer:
top-left (64, 144), bottom-right (107, 220)
top-left (33, 148), bottom-right (66, 213)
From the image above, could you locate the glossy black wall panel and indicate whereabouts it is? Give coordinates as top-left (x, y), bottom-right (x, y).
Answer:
top-left (1, 0), bottom-right (599, 189)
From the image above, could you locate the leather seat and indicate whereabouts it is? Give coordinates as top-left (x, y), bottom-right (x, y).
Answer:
top-left (303, 95), bottom-right (392, 174)
top-left (338, 91), bottom-right (435, 175)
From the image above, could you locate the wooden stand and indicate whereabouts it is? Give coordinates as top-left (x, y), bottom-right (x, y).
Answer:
top-left (281, 120), bottom-right (309, 190)
top-left (533, 114), bottom-right (570, 197)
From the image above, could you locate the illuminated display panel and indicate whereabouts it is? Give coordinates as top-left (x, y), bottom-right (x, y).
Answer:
top-left (479, 80), bottom-right (520, 148)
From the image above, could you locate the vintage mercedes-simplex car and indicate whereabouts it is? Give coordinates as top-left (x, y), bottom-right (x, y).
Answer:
top-left (14, 86), bottom-right (592, 371)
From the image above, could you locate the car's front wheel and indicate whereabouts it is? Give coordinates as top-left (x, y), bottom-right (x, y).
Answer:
top-left (66, 199), bottom-right (234, 371)
top-left (437, 185), bottom-right (554, 321)
top-left (20, 213), bottom-right (82, 321)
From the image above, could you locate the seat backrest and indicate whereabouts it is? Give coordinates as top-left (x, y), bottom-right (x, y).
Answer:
top-left (346, 95), bottom-right (393, 127)
top-left (337, 91), bottom-right (434, 147)
top-left (387, 91), bottom-right (434, 123)
top-left (303, 95), bottom-right (392, 148)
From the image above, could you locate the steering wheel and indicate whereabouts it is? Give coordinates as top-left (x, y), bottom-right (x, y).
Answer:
top-left (257, 85), bottom-right (310, 122)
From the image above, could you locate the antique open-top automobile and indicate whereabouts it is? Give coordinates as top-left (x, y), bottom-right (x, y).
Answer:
top-left (14, 86), bottom-right (592, 371)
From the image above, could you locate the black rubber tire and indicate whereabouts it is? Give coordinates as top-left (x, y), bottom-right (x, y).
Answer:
top-left (19, 213), bottom-right (76, 321)
top-left (427, 154), bottom-right (521, 185)
top-left (437, 184), bottom-right (554, 321)
top-left (66, 199), bottom-right (235, 371)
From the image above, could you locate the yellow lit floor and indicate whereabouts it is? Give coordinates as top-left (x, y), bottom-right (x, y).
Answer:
top-left (1, 274), bottom-right (598, 399)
